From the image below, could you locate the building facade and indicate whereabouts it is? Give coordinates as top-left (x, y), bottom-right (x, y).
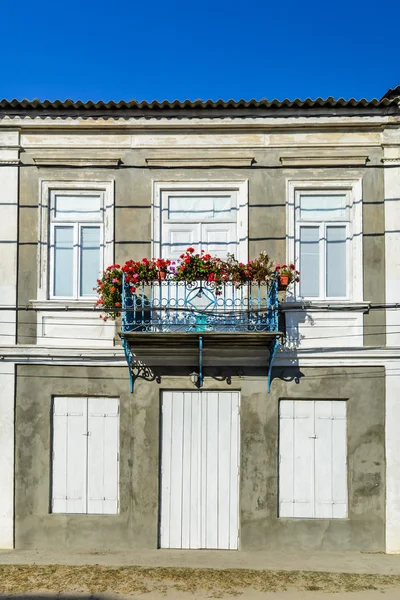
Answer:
top-left (0, 88), bottom-right (400, 552)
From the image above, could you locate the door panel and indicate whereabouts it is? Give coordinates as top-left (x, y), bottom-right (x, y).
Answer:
top-left (160, 391), bottom-right (240, 549)
top-left (201, 223), bottom-right (237, 258)
top-left (161, 224), bottom-right (200, 260)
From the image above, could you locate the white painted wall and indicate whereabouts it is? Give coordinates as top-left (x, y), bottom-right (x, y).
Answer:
top-left (0, 131), bottom-right (18, 549)
top-left (0, 362), bottom-right (15, 548)
top-left (384, 157), bottom-right (400, 347)
top-left (0, 134), bottom-right (19, 346)
top-left (386, 362), bottom-right (400, 553)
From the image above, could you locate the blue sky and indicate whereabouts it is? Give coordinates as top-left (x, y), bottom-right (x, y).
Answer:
top-left (2, 0), bottom-right (399, 102)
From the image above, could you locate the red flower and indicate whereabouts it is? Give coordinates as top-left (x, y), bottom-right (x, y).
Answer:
top-left (290, 263), bottom-right (295, 270)
top-left (187, 247), bottom-right (195, 253)
top-left (115, 302), bottom-right (121, 307)
top-left (110, 286), bottom-right (116, 292)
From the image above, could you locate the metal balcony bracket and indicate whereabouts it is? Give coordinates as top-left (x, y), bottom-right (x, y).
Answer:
top-left (122, 336), bottom-right (135, 393)
top-left (267, 336), bottom-right (279, 393)
top-left (198, 335), bottom-right (203, 388)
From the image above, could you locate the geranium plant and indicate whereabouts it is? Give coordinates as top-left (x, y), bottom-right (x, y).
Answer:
top-left (274, 263), bottom-right (300, 289)
top-left (172, 248), bottom-right (226, 290)
top-left (95, 264), bottom-right (123, 321)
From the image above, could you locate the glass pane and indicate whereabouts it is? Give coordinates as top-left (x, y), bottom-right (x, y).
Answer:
top-left (54, 195), bottom-right (101, 221)
top-left (300, 194), bottom-right (348, 221)
top-left (54, 227), bottom-right (74, 297)
top-left (80, 227), bottom-right (101, 297)
top-left (300, 227), bottom-right (320, 297)
top-left (168, 194), bottom-right (233, 221)
top-left (326, 226), bottom-right (347, 297)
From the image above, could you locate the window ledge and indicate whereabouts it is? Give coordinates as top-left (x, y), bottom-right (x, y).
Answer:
top-left (30, 299), bottom-right (99, 311)
top-left (280, 300), bottom-right (371, 313)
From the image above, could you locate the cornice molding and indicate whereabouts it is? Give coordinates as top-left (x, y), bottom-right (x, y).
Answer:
top-left (32, 157), bottom-right (122, 167)
top-left (145, 155), bottom-right (255, 167)
top-left (280, 154), bottom-right (369, 166)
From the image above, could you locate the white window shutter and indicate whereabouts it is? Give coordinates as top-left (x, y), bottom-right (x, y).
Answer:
top-left (314, 400), bottom-right (347, 518)
top-left (87, 397), bottom-right (119, 515)
top-left (279, 400), bottom-right (314, 518)
top-left (280, 399), bottom-right (348, 520)
top-left (279, 400), bottom-right (295, 517)
top-left (52, 397), bottom-right (87, 514)
top-left (314, 401), bottom-right (334, 518)
top-left (293, 401), bottom-right (314, 517)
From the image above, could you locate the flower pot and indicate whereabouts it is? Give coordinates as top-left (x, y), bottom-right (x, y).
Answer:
top-left (157, 270), bottom-right (167, 281)
top-left (278, 275), bottom-right (289, 290)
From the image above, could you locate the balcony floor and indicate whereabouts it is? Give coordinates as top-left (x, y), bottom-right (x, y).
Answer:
top-left (119, 331), bottom-right (281, 367)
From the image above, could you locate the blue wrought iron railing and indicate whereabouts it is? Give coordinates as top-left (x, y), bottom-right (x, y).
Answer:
top-left (121, 277), bottom-right (279, 334)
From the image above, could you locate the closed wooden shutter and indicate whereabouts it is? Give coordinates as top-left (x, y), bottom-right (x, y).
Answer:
top-left (52, 396), bottom-right (119, 515)
top-left (52, 397), bottom-right (87, 514)
top-left (314, 400), bottom-right (347, 518)
top-left (279, 400), bottom-right (347, 519)
top-left (87, 397), bottom-right (119, 515)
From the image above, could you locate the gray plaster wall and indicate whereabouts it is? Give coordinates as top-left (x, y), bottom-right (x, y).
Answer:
top-left (15, 364), bottom-right (385, 551)
top-left (17, 145), bottom-right (385, 345)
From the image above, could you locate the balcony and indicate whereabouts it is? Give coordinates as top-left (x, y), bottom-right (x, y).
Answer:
top-left (121, 278), bottom-right (279, 333)
top-left (120, 277), bottom-right (281, 392)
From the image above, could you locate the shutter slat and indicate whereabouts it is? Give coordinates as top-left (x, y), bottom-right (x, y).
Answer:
top-left (169, 392), bottom-right (184, 548)
top-left (65, 397), bottom-right (87, 514)
top-left (160, 392), bottom-right (173, 548)
top-left (228, 392), bottom-right (239, 550)
top-left (181, 392), bottom-right (192, 549)
top-left (205, 392), bottom-right (219, 549)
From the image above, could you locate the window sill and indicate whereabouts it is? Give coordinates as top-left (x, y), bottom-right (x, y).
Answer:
top-left (30, 299), bottom-right (99, 311)
top-left (280, 300), bottom-right (371, 313)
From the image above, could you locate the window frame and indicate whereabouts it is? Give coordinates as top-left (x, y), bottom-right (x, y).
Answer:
top-left (49, 190), bottom-right (104, 300)
top-left (51, 396), bottom-right (120, 515)
top-left (37, 180), bottom-right (114, 302)
top-left (296, 189), bottom-right (351, 301)
top-left (286, 179), bottom-right (363, 303)
top-left (278, 399), bottom-right (348, 519)
top-left (152, 180), bottom-right (249, 263)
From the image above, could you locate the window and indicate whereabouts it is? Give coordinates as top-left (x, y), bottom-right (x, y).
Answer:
top-left (37, 180), bottom-right (114, 302)
top-left (51, 397), bottom-right (119, 514)
top-left (297, 193), bottom-right (349, 299)
top-left (287, 179), bottom-right (363, 302)
top-left (279, 400), bottom-right (348, 519)
top-left (152, 181), bottom-right (249, 262)
top-left (50, 192), bottom-right (103, 299)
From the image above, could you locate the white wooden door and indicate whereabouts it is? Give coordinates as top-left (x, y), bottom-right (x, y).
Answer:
top-left (279, 399), bottom-right (347, 519)
top-left (160, 391), bottom-right (240, 549)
